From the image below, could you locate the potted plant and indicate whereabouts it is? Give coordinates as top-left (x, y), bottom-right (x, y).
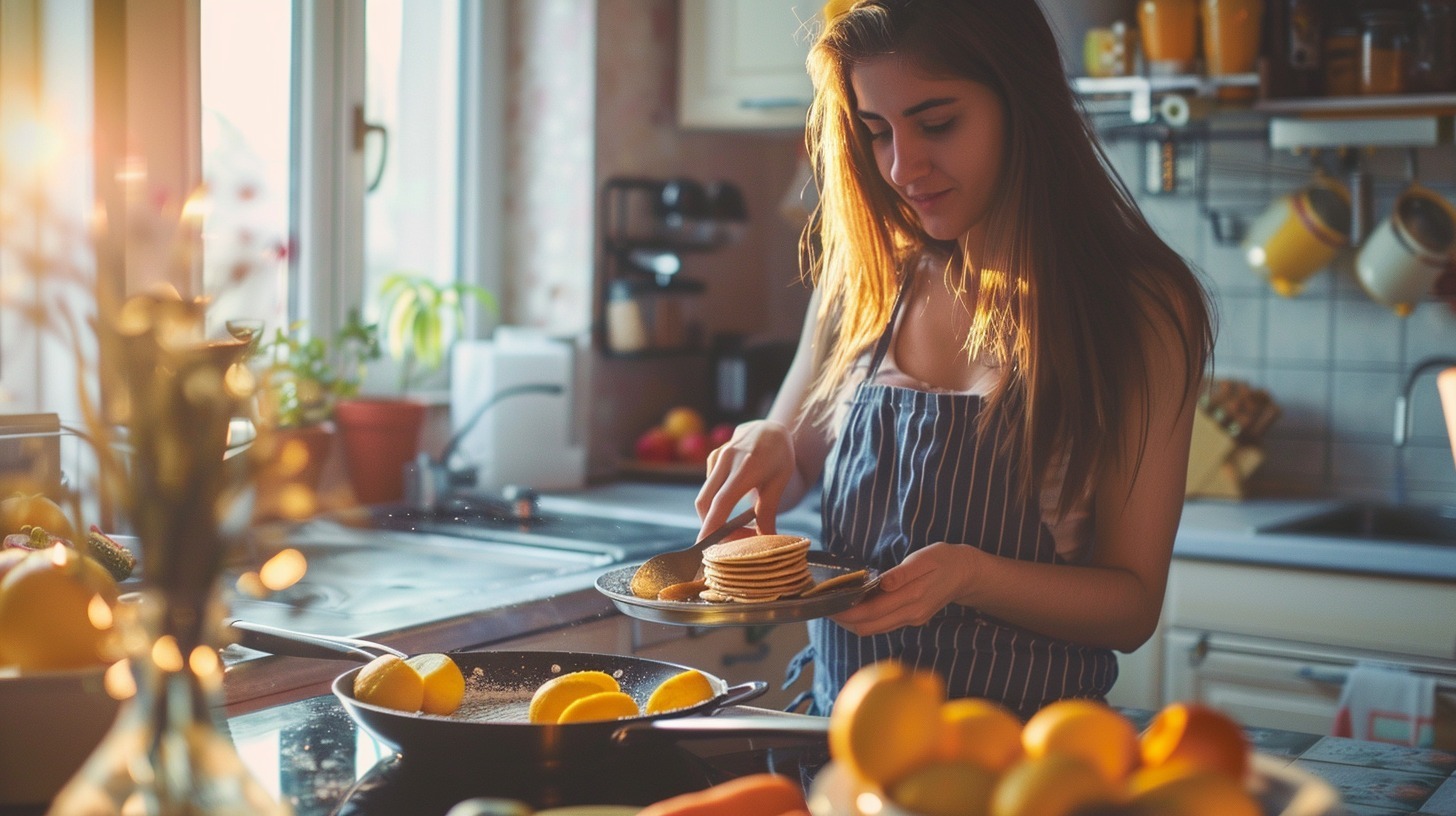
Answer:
top-left (333, 273), bottom-right (494, 505)
top-left (248, 317), bottom-right (377, 517)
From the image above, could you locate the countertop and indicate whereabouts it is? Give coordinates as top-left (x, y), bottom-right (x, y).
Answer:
top-left (222, 484), bottom-right (1456, 710)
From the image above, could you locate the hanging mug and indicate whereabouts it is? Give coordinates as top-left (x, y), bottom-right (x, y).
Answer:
top-left (1242, 175), bottom-right (1352, 297)
top-left (1355, 185), bottom-right (1456, 316)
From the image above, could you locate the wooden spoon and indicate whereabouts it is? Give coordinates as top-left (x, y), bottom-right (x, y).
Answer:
top-left (629, 508), bottom-right (756, 600)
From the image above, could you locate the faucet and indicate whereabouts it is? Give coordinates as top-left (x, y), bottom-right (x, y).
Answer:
top-left (1393, 356), bottom-right (1456, 504)
top-left (404, 382), bottom-right (564, 513)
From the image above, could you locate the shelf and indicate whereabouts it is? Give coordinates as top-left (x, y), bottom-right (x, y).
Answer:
top-left (1074, 73), bottom-right (1259, 123)
top-left (1255, 93), bottom-right (1456, 117)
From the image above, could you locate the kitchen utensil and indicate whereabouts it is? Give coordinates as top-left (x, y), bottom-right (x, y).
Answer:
top-left (225, 620), bottom-right (769, 764)
top-left (1242, 174), bottom-right (1351, 297)
top-left (601, 551), bottom-right (881, 627)
top-left (1356, 184), bottom-right (1456, 316)
top-left (628, 507), bottom-right (756, 600)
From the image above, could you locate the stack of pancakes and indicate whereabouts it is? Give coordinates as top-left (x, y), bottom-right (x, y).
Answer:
top-left (699, 534), bottom-right (813, 603)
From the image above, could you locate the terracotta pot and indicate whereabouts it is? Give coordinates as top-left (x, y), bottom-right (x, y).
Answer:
top-left (333, 399), bottom-right (426, 505)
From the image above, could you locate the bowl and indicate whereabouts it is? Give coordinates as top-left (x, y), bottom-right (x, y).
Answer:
top-left (806, 756), bottom-right (1342, 816)
top-left (0, 664), bottom-right (122, 804)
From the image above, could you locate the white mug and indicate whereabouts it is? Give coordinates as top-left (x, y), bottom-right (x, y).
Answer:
top-left (1356, 185), bottom-right (1456, 316)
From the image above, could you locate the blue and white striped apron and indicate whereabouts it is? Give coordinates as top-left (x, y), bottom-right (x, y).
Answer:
top-left (787, 285), bottom-right (1117, 721)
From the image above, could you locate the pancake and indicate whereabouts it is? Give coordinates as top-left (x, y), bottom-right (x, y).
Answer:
top-left (800, 569), bottom-right (868, 598)
top-left (700, 533), bottom-right (813, 603)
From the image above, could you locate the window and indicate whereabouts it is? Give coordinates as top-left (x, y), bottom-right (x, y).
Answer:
top-left (199, 0), bottom-right (502, 391)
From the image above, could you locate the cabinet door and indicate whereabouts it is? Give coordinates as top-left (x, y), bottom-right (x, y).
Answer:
top-left (630, 620), bottom-right (810, 711)
top-left (1163, 628), bottom-right (1344, 736)
top-left (679, 0), bottom-right (815, 130)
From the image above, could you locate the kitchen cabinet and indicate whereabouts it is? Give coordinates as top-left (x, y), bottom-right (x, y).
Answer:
top-left (678, 0), bottom-right (815, 130)
top-left (1113, 558), bottom-right (1456, 744)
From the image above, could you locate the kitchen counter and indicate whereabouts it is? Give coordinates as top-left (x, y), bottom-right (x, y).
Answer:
top-left (10, 694), bottom-right (1448, 815)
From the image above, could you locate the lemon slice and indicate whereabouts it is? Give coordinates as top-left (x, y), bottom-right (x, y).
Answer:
top-left (644, 669), bottom-right (715, 715)
top-left (528, 671), bottom-right (621, 724)
top-left (405, 653), bottom-right (465, 716)
top-left (353, 654), bottom-right (424, 713)
top-left (556, 690), bottom-right (640, 723)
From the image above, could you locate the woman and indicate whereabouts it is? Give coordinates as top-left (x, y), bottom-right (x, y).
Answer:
top-left (694, 0), bottom-right (1213, 719)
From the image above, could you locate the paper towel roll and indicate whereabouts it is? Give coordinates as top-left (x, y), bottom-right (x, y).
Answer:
top-left (1159, 94), bottom-right (1191, 127)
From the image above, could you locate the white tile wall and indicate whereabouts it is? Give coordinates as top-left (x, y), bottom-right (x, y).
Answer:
top-left (1106, 137), bottom-right (1456, 503)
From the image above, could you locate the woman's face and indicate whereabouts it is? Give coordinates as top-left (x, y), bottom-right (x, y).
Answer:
top-left (850, 57), bottom-right (1006, 243)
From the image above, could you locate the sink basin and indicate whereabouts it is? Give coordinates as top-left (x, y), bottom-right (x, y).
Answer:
top-left (1258, 502), bottom-right (1456, 545)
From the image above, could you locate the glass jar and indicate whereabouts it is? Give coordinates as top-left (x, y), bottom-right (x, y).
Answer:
top-left (1411, 0), bottom-right (1456, 92)
top-left (1324, 24), bottom-right (1362, 95)
top-left (1359, 10), bottom-right (1410, 95)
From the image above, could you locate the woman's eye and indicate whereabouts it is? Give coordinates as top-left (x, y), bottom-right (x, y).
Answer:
top-left (866, 129), bottom-right (891, 143)
top-left (922, 119), bottom-right (954, 135)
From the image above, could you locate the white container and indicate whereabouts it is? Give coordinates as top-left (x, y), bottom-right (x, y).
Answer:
top-left (1356, 185), bottom-right (1456, 316)
top-left (450, 331), bottom-right (587, 491)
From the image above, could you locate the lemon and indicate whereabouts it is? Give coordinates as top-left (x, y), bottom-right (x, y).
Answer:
top-left (888, 760), bottom-right (998, 816)
top-left (937, 697), bottom-right (1024, 773)
top-left (1020, 698), bottom-right (1140, 784)
top-left (644, 669), bottom-right (715, 715)
top-left (828, 660), bottom-right (945, 787)
top-left (353, 654), bottom-right (424, 713)
top-left (528, 671), bottom-right (621, 724)
top-left (990, 754), bottom-right (1117, 816)
top-left (0, 548), bottom-right (117, 670)
top-left (406, 653), bottom-right (465, 716)
top-left (556, 691), bottom-right (640, 723)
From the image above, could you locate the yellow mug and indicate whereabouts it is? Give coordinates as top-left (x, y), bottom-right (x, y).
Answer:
top-left (1242, 177), bottom-right (1352, 297)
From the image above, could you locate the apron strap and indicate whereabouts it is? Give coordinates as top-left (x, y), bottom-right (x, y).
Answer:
top-left (863, 273), bottom-right (913, 381)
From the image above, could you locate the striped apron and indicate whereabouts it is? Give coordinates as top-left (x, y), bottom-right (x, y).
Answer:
top-left (787, 288), bottom-right (1117, 721)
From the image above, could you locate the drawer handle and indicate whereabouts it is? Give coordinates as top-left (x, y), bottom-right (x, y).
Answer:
top-left (1296, 666), bottom-right (1349, 686)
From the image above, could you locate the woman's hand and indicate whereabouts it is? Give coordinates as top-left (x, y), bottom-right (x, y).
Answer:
top-left (694, 420), bottom-right (797, 539)
top-left (829, 542), bottom-right (979, 636)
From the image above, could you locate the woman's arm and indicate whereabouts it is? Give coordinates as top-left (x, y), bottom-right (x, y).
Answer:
top-left (832, 305), bottom-right (1198, 653)
top-left (695, 291), bottom-right (835, 538)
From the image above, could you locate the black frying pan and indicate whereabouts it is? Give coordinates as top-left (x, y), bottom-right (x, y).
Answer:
top-left (229, 620), bottom-right (769, 765)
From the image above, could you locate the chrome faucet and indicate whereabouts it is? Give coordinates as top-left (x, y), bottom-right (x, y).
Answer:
top-left (404, 382), bottom-right (564, 512)
top-left (1393, 356), bottom-right (1456, 504)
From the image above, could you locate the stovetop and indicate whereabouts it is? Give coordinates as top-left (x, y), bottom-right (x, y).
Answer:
top-left (225, 694), bottom-right (829, 816)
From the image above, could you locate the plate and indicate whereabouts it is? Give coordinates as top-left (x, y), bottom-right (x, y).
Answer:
top-left (806, 756), bottom-right (1342, 816)
top-left (596, 551), bottom-right (880, 627)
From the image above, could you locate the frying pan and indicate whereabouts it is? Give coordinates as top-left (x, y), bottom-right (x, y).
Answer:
top-left (229, 620), bottom-right (769, 765)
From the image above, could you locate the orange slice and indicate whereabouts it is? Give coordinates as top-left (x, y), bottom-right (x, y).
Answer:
top-left (556, 690), bottom-right (641, 723)
top-left (644, 669), bottom-right (716, 715)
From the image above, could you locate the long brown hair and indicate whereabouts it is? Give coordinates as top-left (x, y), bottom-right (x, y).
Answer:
top-left (802, 0), bottom-right (1213, 517)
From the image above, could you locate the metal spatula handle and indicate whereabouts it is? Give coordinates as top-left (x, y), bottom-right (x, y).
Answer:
top-left (629, 507), bottom-right (756, 599)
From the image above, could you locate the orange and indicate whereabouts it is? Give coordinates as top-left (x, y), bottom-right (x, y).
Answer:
top-left (936, 697), bottom-right (1024, 773)
top-left (1140, 702), bottom-right (1249, 782)
top-left (1020, 699), bottom-right (1140, 785)
top-left (528, 671), bottom-right (621, 724)
top-left (0, 492), bottom-right (77, 542)
top-left (353, 654), bottom-right (424, 713)
top-left (556, 690), bottom-right (640, 723)
top-left (644, 669), bottom-right (716, 715)
top-left (660, 407), bottom-right (705, 441)
top-left (0, 547), bottom-right (117, 670)
top-left (1125, 768), bottom-right (1261, 816)
top-left (828, 660), bottom-right (945, 787)
top-left (990, 754), bottom-right (1117, 816)
top-left (406, 653), bottom-right (465, 716)
top-left (888, 760), bottom-right (998, 816)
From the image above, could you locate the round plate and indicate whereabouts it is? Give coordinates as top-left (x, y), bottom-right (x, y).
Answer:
top-left (596, 551), bottom-right (881, 627)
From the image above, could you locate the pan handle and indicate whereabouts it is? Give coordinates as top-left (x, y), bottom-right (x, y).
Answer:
top-left (227, 619), bottom-right (406, 662)
top-left (612, 711), bottom-right (829, 746)
top-left (714, 680), bottom-right (770, 709)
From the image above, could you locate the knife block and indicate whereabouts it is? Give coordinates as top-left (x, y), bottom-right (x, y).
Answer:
top-left (1186, 409), bottom-right (1266, 499)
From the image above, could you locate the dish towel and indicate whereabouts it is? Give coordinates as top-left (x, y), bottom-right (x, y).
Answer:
top-left (1332, 661), bottom-right (1436, 747)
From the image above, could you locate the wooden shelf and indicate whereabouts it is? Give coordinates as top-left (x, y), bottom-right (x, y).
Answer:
top-left (1255, 93), bottom-right (1456, 118)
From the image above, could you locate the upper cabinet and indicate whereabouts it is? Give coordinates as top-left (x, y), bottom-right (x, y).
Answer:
top-left (678, 0), bottom-right (816, 130)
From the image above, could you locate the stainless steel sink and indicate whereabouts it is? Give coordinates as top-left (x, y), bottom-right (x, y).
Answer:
top-left (1258, 502), bottom-right (1456, 545)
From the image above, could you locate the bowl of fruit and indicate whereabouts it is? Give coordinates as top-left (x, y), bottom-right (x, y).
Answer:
top-left (625, 407), bottom-right (736, 480)
top-left (0, 493), bottom-right (134, 804)
top-left (806, 661), bottom-right (1342, 816)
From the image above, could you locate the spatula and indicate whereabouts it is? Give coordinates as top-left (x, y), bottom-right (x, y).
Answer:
top-left (629, 507), bottom-right (756, 600)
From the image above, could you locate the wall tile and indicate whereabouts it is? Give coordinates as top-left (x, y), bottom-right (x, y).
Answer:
top-left (1256, 436), bottom-right (1327, 486)
top-left (1263, 365), bottom-right (1330, 439)
top-left (1265, 296), bottom-right (1332, 365)
top-left (1403, 445), bottom-right (1456, 495)
top-left (1330, 369), bottom-right (1401, 442)
top-left (1403, 302), bottom-right (1456, 368)
top-left (1213, 293), bottom-right (1266, 364)
top-left (1333, 298), bottom-right (1403, 366)
top-left (1329, 441), bottom-right (1394, 496)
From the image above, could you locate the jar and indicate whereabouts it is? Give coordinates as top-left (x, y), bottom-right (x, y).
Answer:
top-left (1324, 24), bottom-right (1362, 95)
top-left (1137, 0), bottom-right (1199, 75)
top-left (605, 278), bottom-right (703, 354)
top-left (1359, 10), bottom-right (1410, 95)
top-left (1411, 0), bottom-right (1456, 92)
